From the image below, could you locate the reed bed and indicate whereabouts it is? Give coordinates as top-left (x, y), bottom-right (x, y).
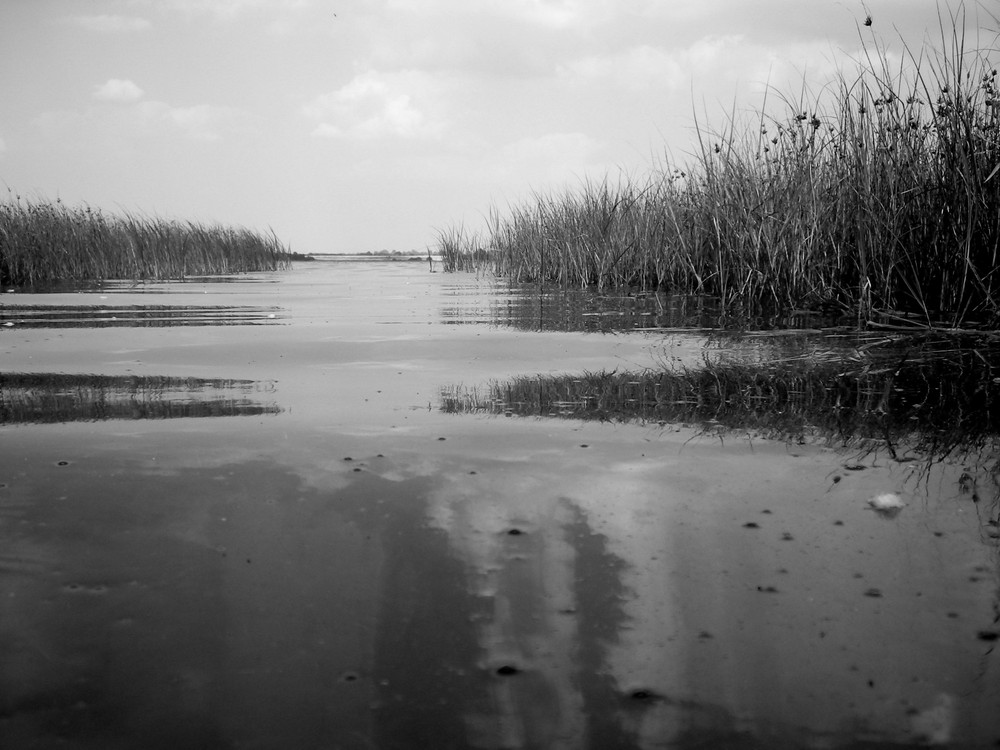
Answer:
top-left (439, 8), bottom-right (1000, 327)
top-left (0, 195), bottom-right (291, 288)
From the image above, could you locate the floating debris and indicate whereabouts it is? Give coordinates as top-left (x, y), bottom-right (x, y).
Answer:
top-left (867, 492), bottom-right (905, 517)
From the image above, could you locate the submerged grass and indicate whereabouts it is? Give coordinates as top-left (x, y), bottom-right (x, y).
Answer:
top-left (0, 194), bottom-right (291, 288)
top-left (439, 6), bottom-right (1000, 327)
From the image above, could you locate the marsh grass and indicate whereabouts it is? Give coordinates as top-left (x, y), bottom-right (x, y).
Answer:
top-left (440, 7), bottom-right (1000, 327)
top-left (0, 194), bottom-right (290, 288)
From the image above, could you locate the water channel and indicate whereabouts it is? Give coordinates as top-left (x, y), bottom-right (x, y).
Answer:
top-left (1, 258), bottom-right (998, 748)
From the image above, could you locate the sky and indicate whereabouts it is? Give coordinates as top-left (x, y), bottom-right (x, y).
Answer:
top-left (0, 1), bottom-right (993, 255)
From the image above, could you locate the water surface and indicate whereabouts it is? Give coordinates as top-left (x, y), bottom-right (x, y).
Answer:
top-left (1, 260), bottom-right (998, 749)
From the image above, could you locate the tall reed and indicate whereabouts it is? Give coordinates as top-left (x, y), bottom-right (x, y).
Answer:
top-left (0, 194), bottom-right (291, 288)
top-left (439, 6), bottom-right (1000, 326)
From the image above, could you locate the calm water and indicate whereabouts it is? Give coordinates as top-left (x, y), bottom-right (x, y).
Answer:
top-left (1, 259), bottom-right (998, 749)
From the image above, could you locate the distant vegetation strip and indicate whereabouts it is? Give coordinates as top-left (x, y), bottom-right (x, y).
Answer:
top-left (0, 194), bottom-right (291, 288)
top-left (439, 8), bottom-right (1000, 327)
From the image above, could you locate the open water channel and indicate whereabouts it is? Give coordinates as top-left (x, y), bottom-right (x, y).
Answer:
top-left (1, 258), bottom-right (999, 749)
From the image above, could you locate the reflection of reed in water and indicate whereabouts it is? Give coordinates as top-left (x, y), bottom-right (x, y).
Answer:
top-left (441, 339), bottom-right (1000, 457)
top-left (0, 304), bottom-right (284, 328)
top-left (0, 373), bottom-right (280, 424)
top-left (440, 288), bottom-right (732, 332)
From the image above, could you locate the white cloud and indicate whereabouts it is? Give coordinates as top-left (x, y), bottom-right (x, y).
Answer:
top-left (136, 102), bottom-right (249, 141)
top-left (495, 132), bottom-right (602, 182)
top-left (154, 0), bottom-right (312, 21)
top-left (383, 0), bottom-right (614, 29)
top-left (67, 14), bottom-right (152, 32)
top-left (38, 99), bottom-right (252, 144)
top-left (483, 0), bottom-right (585, 29)
top-left (93, 79), bottom-right (145, 103)
top-left (304, 71), bottom-right (446, 140)
top-left (561, 35), bottom-right (749, 92)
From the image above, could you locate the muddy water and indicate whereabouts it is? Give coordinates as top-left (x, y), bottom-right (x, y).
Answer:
top-left (1, 260), bottom-right (998, 749)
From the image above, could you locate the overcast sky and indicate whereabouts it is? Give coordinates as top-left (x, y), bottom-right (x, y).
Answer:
top-left (0, 1), bottom-right (992, 254)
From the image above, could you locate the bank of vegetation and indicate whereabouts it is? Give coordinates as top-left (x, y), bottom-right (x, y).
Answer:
top-left (0, 195), bottom-right (290, 288)
top-left (439, 9), bottom-right (1000, 327)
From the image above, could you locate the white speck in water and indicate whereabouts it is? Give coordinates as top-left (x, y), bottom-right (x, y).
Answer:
top-left (867, 492), bottom-right (905, 517)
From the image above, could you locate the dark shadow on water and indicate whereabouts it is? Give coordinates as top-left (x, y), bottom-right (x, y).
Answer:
top-left (0, 373), bottom-right (280, 423)
top-left (0, 304), bottom-right (285, 328)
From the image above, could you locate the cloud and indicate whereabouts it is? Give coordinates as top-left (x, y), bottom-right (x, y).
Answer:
top-left (560, 35), bottom-right (751, 92)
top-left (560, 33), bottom-right (845, 110)
top-left (154, 0), bottom-right (313, 21)
top-left (0, 134), bottom-right (6, 156)
top-left (383, 0), bottom-right (614, 30)
top-left (483, 0), bottom-right (606, 29)
top-left (304, 71), bottom-right (446, 140)
top-left (495, 132), bottom-right (602, 182)
top-left (137, 102), bottom-right (251, 141)
top-left (67, 14), bottom-right (152, 32)
top-left (38, 99), bottom-right (253, 145)
top-left (93, 79), bottom-right (145, 103)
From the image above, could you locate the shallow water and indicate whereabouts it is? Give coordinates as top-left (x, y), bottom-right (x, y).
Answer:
top-left (1, 260), bottom-right (998, 749)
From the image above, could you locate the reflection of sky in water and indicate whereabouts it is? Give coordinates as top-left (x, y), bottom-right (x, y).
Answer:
top-left (15, 434), bottom-right (996, 747)
top-left (413, 443), bottom-right (1000, 747)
